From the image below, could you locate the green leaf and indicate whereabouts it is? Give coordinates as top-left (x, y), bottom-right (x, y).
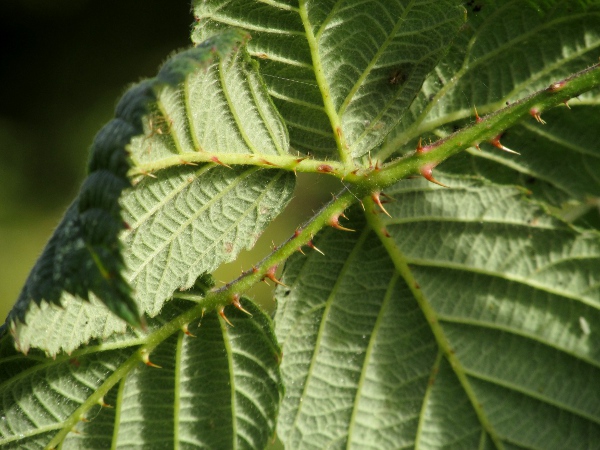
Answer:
top-left (7, 30), bottom-right (295, 356)
top-left (122, 166), bottom-right (294, 317)
top-left (441, 105), bottom-right (600, 205)
top-left (0, 299), bottom-right (282, 449)
top-left (382, 0), bottom-right (600, 202)
top-left (193, 0), bottom-right (465, 160)
top-left (275, 176), bottom-right (600, 449)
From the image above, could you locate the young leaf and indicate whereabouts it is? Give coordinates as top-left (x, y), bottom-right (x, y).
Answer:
top-left (275, 177), bottom-right (600, 449)
top-left (193, 0), bottom-right (465, 160)
top-left (0, 298), bottom-right (282, 449)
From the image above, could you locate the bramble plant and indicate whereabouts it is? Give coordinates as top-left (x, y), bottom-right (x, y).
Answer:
top-left (2, 1), bottom-right (600, 449)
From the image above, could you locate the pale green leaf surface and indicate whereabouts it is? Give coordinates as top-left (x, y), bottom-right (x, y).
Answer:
top-left (193, 0), bottom-right (464, 158)
top-left (122, 39), bottom-right (296, 317)
top-left (122, 165), bottom-right (294, 316)
top-left (275, 212), bottom-right (438, 449)
top-left (383, 0), bottom-right (600, 201)
top-left (0, 299), bottom-right (282, 450)
top-left (275, 176), bottom-right (600, 449)
top-left (8, 31), bottom-right (295, 356)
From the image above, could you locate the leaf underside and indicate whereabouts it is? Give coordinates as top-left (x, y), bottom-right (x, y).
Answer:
top-left (275, 177), bottom-right (600, 449)
top-left (2, 1), bottom-right (600, 449)
top-left (193, 0), bottom-right (465, 159)
top-left (6, 30), bottom-right (296, 356)
top-left (387, 0), bottom-right (600, 203)
top-left (0, 299), bottom-right (282, 449)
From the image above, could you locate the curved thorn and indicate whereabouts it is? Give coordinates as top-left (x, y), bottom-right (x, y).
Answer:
top-left (490, 136), bottom-right (520, 155)
top-left (329, 213), bottom-right (355, 232)
top-left (420, 164), bottom-right (449, 188)
top-left (141, 351), bottom-right (162, 369)
top-left (182, 323), bottom-right (196, 338)
top-left (210, 156), bottom-right (232, 168)
top-left (372, 192), bottom-right (392, 217)
top-left (98, 397), bottom-right (112, 408)
top-left (232, 294), bottom-right (253, 317)
top-left (264, 266), bottom-right (288, 287)
top-left (307, 240), bottom-right (325, 255)
top-left (219, 307), bottom-right (234, 327)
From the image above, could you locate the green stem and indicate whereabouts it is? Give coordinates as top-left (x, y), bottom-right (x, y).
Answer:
top-left (129, 153), bottom-right (348, 178)
top-left (364, 62), bottom-right (600, 192)
top-left (203, 189), bottom-right (358, 307)
top-left (298, 0), bottom-right (352, 166)
top-left (130, 63), bottom-right (600, 200)
top-left (47, 352), bottom-right (142, 449)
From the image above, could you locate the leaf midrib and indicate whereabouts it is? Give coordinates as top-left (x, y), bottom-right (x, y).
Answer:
top-left (364, 200), bottom-right (505, 450)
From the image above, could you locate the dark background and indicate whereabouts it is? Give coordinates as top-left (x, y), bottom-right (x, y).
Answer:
top-left (0, 1), bottom-right (192, 319)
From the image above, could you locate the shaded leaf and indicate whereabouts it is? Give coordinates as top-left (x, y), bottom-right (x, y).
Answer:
top-left (383, 0), bottom-right (600, 203)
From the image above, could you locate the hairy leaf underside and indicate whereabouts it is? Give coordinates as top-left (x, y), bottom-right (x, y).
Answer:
top-left (6, 30), bottom-right (295, 355)
top-left (194, 0), bottom-right (465, 159)
top-left (1, 1), bottom-right (600, 449)
top-left (0, 300), bottom-right (282, 449)
top-left (275, 177), bottom-right (600, 449)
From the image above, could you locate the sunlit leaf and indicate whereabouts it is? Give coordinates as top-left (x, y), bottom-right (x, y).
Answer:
top-left (0, 299), bottom-right (282, 449)
top-left (275, 176), bottom-right (600, 449)
top-left (193, 0), bottom-right (465, 158)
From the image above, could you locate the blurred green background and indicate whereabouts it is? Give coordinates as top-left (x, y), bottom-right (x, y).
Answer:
top-left (0, 0), bottom-right (193, 320)
top-left (0, 0), bottom-right (338, 322)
